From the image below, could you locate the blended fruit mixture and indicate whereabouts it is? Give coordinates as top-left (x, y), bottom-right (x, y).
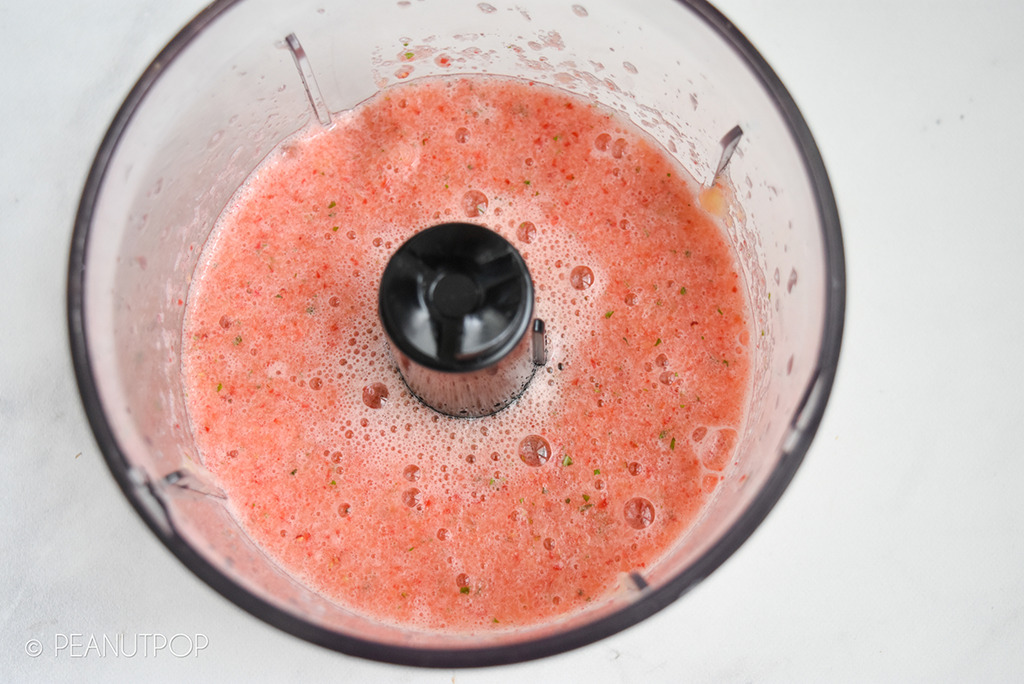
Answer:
top-left (183, 76), bottom-right (751, 632)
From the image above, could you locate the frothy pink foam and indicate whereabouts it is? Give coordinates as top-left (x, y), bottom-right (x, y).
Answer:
top-left (183, 76), bottom-right (751, 632)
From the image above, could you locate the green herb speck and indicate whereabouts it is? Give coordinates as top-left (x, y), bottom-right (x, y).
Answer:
top-left (329, 480), bottom-right (336, 485)
top-left (593, 468), bottom-right (601, 475)
top-left (679, 286), bottom-right (687, 295)
top-left (604, 311), bottom-right (614, 319)
top-left (562, 454), bottom-right (573, 467)
top-left (216, 383), bottom-right (223, 392)
top-left (233, 335), bottom-right (242, 345)
top-left (654, 338), bottom-right (662, 346)
top-left (582, 494), bottom-right (591, 502)
top-left (328, 201), bottom-right (336, 209)
top-left (404, 51), bottom-right (414, 59)
top-left (670, 437), bottom-right (676, 450)
top-left (460, 586), bottom-right (470, 594)
top-left (332, 226), bottom-right (339, 232)
top-left (290, 469), bottom-right (297, 475)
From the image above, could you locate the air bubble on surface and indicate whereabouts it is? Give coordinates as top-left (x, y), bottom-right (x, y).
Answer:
top-left (623, 497), bottom-right (655, 529)
top-left (518, 435), bottom-right (551, 467)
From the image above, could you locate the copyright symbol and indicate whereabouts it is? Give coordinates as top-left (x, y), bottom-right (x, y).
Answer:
top-left (24, 639), bottom-right (43, 657)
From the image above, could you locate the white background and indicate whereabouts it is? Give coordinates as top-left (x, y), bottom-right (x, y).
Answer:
top-left (3, 0), bottom-right (1023, 681)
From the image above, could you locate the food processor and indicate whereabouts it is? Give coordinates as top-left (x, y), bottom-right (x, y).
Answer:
top-left (67, 0), bottom-right (845, 667)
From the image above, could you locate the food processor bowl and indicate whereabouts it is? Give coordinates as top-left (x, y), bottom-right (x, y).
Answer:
top-left (68, 0), bottom-right (844, 667)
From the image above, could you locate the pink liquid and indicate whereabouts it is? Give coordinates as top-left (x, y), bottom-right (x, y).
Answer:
top-left (183, 76), bottom-right (751, 632)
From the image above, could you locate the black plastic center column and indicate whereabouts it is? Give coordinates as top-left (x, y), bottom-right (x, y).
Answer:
top-left (378, 223), bottom-right (543, 417)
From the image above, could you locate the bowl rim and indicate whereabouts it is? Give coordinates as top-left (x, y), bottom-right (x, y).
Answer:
top-left (66, 0), bottom-right (845, 668)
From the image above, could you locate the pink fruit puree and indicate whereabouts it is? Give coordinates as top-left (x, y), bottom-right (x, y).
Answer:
top-left (183, 76), bottom-right (751, 632)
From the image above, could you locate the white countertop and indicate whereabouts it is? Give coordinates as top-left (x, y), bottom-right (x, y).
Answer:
top-left (3, 1), bottom-right (1023, 681)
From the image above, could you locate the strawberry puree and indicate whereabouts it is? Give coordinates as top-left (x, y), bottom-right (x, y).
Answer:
top-left (183, 76), bottom-right (751, 633)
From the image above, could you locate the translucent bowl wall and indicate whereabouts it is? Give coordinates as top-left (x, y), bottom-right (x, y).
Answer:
top-left (68, 0), bottom-right (844, 667)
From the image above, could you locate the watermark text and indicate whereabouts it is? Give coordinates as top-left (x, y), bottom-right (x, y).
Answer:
top-left (24, 633), bottom-right (209, 658)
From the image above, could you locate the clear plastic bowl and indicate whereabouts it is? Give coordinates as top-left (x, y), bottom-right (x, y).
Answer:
top-left (67, 0), bottom-right (845, 667)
